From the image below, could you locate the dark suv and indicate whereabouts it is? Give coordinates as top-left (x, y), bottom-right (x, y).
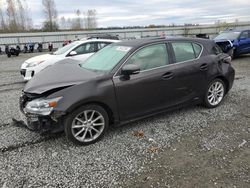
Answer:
top-left (20, 37), bottom-right (235, 145)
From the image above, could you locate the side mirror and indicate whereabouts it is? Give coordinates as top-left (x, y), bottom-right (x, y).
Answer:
top-left (121, 64), bottom-right (140, 76)
top-left (69, 51), bottom-right (77, 56)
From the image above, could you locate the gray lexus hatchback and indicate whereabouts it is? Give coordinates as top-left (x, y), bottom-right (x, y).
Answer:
top-left (20, 37), bottom-right (235, 145)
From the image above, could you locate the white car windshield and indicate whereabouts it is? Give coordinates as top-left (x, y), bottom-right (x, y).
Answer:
top-left (80, 44), bottom-right (132, 71)
top-left (53, 41), bottom-right (82, 55)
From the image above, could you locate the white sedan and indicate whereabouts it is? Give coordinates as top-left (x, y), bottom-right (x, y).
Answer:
top-left (20, 39), bottom-right (120, 81)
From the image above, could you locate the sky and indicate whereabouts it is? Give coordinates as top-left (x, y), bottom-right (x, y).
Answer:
top-left (26, 0), bottom-right (250, 28)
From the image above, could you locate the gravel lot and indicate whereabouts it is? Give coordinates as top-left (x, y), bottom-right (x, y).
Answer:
top-left (0, 53), bottom-right (249, 187)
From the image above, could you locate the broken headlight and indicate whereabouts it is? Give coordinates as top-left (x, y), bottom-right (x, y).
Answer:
top-left (25, 97), bottom-right (63, 116)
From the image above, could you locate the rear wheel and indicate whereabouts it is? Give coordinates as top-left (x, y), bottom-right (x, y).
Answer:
top-left (64, 104), bottom-right (109, 145)
top-left (204, 79), bottom-right (225, 108)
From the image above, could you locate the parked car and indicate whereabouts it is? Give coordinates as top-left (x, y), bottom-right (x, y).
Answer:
top-left (214, 30), bottom-right (250, 58)
top-left (20, 39), bottom-right (120, 81)
top-left (20, 37), bottom-right (235, 145)
top-left (196, 34), bottom-right (209, 39)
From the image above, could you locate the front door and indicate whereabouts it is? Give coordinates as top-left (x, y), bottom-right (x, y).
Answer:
top-left (113, 43), bottom-right (177, 121)
top-left (238, 31), bottom-right (250, 54)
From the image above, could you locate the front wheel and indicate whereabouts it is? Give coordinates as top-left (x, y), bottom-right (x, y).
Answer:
top-left (64, 104), bottom-right (109, 145)
top-left (204, 79), bottom-right (226, 108)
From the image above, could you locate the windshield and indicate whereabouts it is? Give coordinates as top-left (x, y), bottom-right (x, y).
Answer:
top-left (53, 41), bottom-right (81, 55)
top-left (214, 32), bottom-right (241, 40)
top-left (80, 45), bottom-right (132, 71)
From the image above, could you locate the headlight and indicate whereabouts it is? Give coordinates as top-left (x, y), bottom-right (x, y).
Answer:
top-left (25, 97), bottom-right (63, 116)
top-left (26, 60), bottom-right (45, 68)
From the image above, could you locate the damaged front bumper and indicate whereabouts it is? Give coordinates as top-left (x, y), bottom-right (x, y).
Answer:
top-left (19, 93), bottom-right (65, 133)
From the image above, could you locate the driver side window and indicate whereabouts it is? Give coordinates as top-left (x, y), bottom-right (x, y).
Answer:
top-left (126, 44), bottom-right (169, 71)
top-left (74, 43), bottom-right (96, 55)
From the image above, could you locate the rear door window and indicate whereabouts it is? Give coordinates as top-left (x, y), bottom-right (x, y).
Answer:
top-left (97, 42), bottom-right (111, 51)
top-left (74, 43), bottom-right (95, 55)
top-left (193, 43), bottom-right (202, 57)
top-left (171, 42), bottom-right (196, 63)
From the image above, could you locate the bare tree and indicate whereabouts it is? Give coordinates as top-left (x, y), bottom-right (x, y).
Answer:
top-left (66, 18), bottom-right (72, 29)
top-left (71, 9), bottom-right (82, 30)
top-left (84, 9), bottom-right (97, 29)
top-left (17, 0), bottom-right (26, 30)
top-left (60, 16), bottom-right (66, 29)
top-left (0, 0), bottom-right (6, 31)
top-left (42, 0), bottom-right (58, 31)
top-left (6, 0), bottom-right (18, 31)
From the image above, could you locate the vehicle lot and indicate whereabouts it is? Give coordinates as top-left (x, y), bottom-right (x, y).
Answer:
top-left (0, 53), bottom-right (249, 187)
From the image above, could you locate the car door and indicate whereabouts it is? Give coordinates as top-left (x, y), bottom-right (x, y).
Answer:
top-left (246, 30), bottom-right (250, 53)
top-left (168, 41), bottom-right (208, 104)
top-left (70, 42), bottom-right (96, 61)
top-left (238, 31), bottom-right (250, 54)
top-left (113, 43), bottom-right (177, 121)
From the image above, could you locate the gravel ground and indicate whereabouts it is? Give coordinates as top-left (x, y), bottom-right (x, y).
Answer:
top-left (0, 53), bottom-right (249, 187)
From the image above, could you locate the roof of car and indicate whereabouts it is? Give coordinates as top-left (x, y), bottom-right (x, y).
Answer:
top-left (113, 37), bottom-right (214, 48)
top-left (80, 38), bottom-right (120, 43)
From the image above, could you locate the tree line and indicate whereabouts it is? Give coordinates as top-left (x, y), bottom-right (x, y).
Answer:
top-left (0, 0), bottom-right (98, 32)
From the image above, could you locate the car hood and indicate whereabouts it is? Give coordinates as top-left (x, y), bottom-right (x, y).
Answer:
top-left (214, 38), bottom-right (233, 44)
top-left (24, 59), bottom-right (104, 94)
top-left (25, 54), bottom-right (61, 64)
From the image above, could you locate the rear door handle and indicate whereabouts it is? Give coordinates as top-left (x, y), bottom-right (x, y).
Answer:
top-left (162, 72), bottom-right (174, 80)
top-left (200, 63), bottom-right (208, 71)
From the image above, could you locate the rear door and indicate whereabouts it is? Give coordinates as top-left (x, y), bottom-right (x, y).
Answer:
top-left (169, 41), bottom-right (209, 104)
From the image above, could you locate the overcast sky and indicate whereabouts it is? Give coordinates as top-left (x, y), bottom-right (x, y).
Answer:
top-left (26, 0), bottom-right (250, 28)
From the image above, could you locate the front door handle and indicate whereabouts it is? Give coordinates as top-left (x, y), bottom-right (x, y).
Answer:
top-left (200, 63), bottom-right (208, 71)
top-left (162, 72), bottom-right (174, 80)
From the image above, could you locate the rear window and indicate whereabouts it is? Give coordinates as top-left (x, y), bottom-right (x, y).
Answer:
top-left (193, 43), bottom-right (202, 58)
top-left (172, 42), bottom-right (201, 63)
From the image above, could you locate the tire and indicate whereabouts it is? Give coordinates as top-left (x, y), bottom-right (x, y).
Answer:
top-left (64, 104), bottom-right (109, 145)
top-left (204, 78), bottom-right (226, 108)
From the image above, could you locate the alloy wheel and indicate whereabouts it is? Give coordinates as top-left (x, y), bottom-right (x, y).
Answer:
top-left (71, 110), bottom-right (105, 143)
top-left (207, 81), bottom-right (225, 106)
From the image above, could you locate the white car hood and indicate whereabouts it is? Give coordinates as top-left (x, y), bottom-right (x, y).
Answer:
top-left (25, 54), bottom-right (62, 64)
